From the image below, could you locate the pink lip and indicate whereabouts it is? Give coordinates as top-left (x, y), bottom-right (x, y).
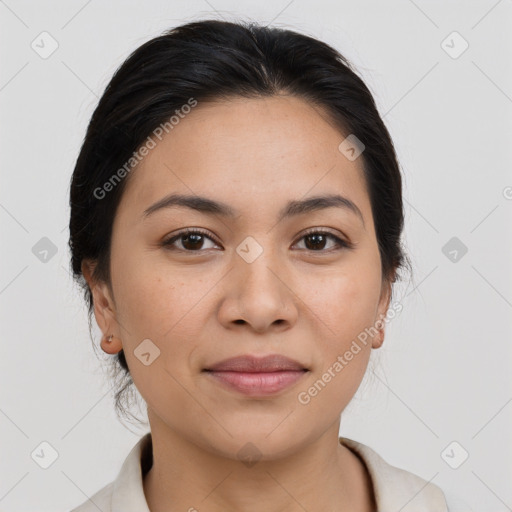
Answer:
top-left (204, 354), bottom-right (307, 372)
top-left (203, 354), bottom-right (309, 396)
top-left (205, 370), bottom-right (308, 396)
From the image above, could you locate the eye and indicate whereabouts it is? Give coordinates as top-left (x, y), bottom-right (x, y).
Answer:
top-left (162, 228), bottom-right (220, 252)
top-left (162, 228), bottom-right (352, 253)
top-left (292, 229), bottom-right (351, 252)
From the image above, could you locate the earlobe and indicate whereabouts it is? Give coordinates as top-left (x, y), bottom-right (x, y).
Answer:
top-left (94, 291), bottom-right (123, 355)
top-left (100, 333), bottom-right (123, 354)
top-left (372, 320), bottom-right (385, 349)
top-left (372, 325), bottom-right (385, 348)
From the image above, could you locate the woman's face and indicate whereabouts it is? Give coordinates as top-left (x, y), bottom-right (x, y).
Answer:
top-left (89, 95), bottom-right (392, 459)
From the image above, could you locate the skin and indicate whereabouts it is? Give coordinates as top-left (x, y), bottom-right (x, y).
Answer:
top-left (82, 94), bottom-right (394, 512)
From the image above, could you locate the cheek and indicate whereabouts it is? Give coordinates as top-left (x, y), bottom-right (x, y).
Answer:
top-left (113, 270), bottom-right (201, 408)
top-left (112, 247), bottom-right (193, 335)
top-left (299, 266), bottom-right (381, 343)
top-left (115, 273), bottom-right (176, 334)
top-left (112, 257), bottom-right (209, 371)
top-left (294, 274), bottom-right (378, 415)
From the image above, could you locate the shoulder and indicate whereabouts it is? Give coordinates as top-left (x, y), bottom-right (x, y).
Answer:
top-left (340, 436), bottom-right (472, 512)
top-left (69, 432), bottom-right (153, 512)
top-left (69, 481), bottom-right (114, 512)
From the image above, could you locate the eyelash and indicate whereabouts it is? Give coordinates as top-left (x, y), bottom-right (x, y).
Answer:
top-left (161, 227), bottom-right (352, 253)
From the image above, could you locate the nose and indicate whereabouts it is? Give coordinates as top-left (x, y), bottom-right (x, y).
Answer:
top-left (217, 248), bottom-right (299, 334)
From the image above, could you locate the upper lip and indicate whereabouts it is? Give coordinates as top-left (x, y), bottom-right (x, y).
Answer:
top-left (204, 354), bottom-right (308, 373)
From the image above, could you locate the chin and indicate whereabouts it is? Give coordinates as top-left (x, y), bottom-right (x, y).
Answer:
top-left (199, 425), bottom-right (313, 463)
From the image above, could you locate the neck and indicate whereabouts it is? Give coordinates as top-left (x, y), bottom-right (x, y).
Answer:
top-left (142, 413), bottom-right (375, 512)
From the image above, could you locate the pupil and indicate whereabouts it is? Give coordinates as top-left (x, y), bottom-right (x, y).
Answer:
top-left (183, 233), bottom-right (202, 249)
top-left (306, 234), bottom-right (326, 250)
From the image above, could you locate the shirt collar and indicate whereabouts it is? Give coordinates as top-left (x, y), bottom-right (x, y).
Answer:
top-left (111, 432), bottom-right (152, 512)
top-left (110, 432), bottom-right (447, 512)
top-left (340, 436), bottom-right (448, 511)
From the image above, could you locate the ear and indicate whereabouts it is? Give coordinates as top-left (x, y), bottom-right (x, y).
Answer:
top-left (372, 277), bottom-right (392, 349)
top-left (81, 259), bottom-right (122, 354)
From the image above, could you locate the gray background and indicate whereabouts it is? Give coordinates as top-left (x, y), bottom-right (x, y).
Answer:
top-left (1, 1), bottom-right (511, 510)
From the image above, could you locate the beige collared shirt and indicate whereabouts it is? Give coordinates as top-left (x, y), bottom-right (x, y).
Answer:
top-left (70, 433), bottom-right (473, 511)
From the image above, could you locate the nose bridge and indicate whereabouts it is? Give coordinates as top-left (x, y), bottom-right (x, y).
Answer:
top-left (235, 234), bottom-right (285, 302)
top-left (223, 233), bottom-right (298, 331)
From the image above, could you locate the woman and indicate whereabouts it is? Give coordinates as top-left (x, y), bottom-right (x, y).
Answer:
top-left (69, 19), bottom-right (471, 511)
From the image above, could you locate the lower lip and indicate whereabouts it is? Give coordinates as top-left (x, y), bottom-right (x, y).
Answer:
top-left (204, 370), bottom-right (308, 396)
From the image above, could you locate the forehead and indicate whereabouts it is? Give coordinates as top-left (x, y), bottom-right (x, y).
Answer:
top-left (117, 95), bottom-right (371, 226)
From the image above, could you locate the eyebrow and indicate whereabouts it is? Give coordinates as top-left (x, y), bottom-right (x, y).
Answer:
top-left (142, 192), bottom-right (365, 227)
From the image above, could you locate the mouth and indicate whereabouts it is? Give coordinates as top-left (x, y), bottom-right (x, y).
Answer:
top-left (202, 354), bottom-right (309, 397)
